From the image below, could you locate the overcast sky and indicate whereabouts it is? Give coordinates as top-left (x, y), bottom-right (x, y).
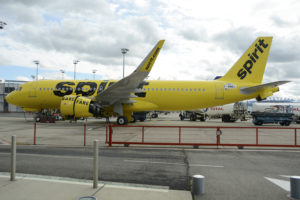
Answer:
top-left (0, 0), bottom-right (300, 99)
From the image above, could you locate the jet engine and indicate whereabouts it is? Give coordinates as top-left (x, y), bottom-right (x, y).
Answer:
top-left (256, 87), bottom-right (279, 101)
top-left (60, 95), bottom-right (103, 118)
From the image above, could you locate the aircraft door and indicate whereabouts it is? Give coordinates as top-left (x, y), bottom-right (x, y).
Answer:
top-left (215, 82), bottom-right (224, 99)
top-left (28, 83), bottom-right (37, 98)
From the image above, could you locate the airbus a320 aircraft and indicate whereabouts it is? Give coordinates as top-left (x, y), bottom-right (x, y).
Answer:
top-left (6, 37), bottom-right (289, 124)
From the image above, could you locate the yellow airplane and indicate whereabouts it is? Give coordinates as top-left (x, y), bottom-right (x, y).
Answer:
top-left (6, 37), bottom-right (289, 125)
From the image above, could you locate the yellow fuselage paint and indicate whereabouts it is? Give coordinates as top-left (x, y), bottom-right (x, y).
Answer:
top-left (7, 79), bottom-right (263, 113)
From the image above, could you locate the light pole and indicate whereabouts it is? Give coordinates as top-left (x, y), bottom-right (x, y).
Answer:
top-left (73, 60), bottom-right (80, 80)
top-left (33, 60), bottom-right (39, 81)
top-left (60, 69), bottom-right (65, 80)
top-left (121, 48), bottom-right (129, 78)
top-left (92, 69), bottom-right (97, 80)
top-left (0, 21), bottom-right (7, 29)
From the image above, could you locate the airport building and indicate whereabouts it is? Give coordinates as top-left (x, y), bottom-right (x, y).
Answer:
top-left (0, 80), bottom-right (25, 112)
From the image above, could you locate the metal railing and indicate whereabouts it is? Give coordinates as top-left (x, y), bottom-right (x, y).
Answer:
top-left (106, 124), bottom-right (300, 148)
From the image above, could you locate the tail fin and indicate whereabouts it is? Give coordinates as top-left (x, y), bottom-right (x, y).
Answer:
top-left (218, 37), bottom-right (273, 84)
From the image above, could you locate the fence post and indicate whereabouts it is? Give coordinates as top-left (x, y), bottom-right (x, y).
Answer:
top-left (179, 127), bottom-right (181, 144)
top-left (142, 127), bottom-right (145, 143)
top-left (216, 127), bottom-right (222, 146)
top-left (256, 128), bottom-right (259, 145)
top-left (295, 128), bottom-right (297, 146)
top-left (109, 125), bottom-right (112, 147)
top-left (105, 124), bottom-right (108, 144)
top-left (33, 122), bottom-right (36, 145)
top-left (10, 135), bottom-right (16, 181)
top-left (93, 140), bottom-right (99, 188)
top-left (84, 123), bottom-right (87, 147)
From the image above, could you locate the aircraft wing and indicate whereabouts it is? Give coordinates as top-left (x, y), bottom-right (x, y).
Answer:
top-left (239, 81), bottom-right (290, 95)
top-left (95, 40), bottom-right (165, 106)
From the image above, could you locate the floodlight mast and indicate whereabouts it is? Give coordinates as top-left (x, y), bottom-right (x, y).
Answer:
top-left (33, 60), bottom-right (39, 81)
top-left (73, 60), bottom-right (80, 80)
top-left (121, 48), bottom-right (129, 78)
top-left (92, 69), bottom-right (97, 80)
top-left (60, 69), bottom-right (65, 80)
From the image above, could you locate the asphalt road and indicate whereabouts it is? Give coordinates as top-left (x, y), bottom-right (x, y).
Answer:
top-left (0, 145), bottom-right (299, 200)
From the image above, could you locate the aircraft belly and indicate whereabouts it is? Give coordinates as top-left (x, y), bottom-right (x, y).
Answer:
top-left (124, 100), bottom-right (159, 112)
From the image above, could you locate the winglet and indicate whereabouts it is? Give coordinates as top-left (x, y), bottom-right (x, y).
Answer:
top-left (135, 40), bottom-right (165, 73)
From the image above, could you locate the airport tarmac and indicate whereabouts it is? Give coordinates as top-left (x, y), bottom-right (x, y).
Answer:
top-left (0, 113), bottom-right (300, 199)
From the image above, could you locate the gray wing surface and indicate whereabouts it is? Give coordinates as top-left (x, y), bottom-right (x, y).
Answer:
top-left (240, 81), bottom-right (290, 95)
top-left (95, 40), bottom-right (165, 106)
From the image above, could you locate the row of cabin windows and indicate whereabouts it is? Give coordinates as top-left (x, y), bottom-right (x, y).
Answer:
top-left (143, 88), bottom-right (206, 92)
top-left (39, 87), bottom-right (206, 92)
top-left (39, 88), bottom-right (95, 91)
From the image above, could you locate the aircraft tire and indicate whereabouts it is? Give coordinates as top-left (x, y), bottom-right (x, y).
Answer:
top-left (190, 114), bottom-right (196, 121)
top-left (151, 113), bottom-right (158, 118)
top-left (117, 116), bottom-right (128, 125)
top-left (179, 114), bottom-right (184, 121)
top-left (130, 116), bottom-right (136, 123)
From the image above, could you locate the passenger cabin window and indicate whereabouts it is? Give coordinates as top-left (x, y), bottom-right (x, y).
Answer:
top-left (98, 81), bottom-right (108, 93)
top-left (108, 82), bottom-right (116, 88)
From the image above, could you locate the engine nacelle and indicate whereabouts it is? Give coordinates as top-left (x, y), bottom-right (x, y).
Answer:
top-left (60, 95), bottom-right (103, 118)
top-left (256, 87), bottom-right (279, 101)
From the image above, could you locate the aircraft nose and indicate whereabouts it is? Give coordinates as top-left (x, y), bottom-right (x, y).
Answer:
top-left (5, 92), bottom-right (15, 104)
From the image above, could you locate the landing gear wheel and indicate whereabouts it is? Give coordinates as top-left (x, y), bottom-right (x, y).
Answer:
top-left (179, 114), bottom-right (184, 121)
top-left (151, 113), bottom-right (158, 118)
top-left (131, 116), bottom-right (136, 123)
top-left (190, 114), bottom-right (196, 121)
top-left (117, 116), bottom-right (128, 125)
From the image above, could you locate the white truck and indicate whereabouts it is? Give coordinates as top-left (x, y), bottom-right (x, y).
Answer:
top-left (179, 102), bottom-right (247, 122)
top-left (251, 102), bottom-right (300, 123)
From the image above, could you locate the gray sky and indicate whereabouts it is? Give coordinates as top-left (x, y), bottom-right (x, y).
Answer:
top-left (0, 0), bottom-right (300, 99)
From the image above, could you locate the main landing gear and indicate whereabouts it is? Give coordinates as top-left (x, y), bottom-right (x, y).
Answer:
top-left (117, 116), bottom-right (128, 125)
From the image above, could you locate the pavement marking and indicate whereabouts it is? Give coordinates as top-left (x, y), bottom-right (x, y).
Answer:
top-left (0, 172), bottom-right (169, 192)
top-left (0, 173), bottom-right (93, 186)
top-left (189, 164), bottom-right (224, 168)
top-left (186, 149), bottom-right (300, 153)
top-left (0, 140), bottom-right (9, 145)
top-left (265, 177), bottom-right (290, 191)
top-left (0, 152), bottom-right (93, 160)
top-left (124, 159), bottom-right (224, 168)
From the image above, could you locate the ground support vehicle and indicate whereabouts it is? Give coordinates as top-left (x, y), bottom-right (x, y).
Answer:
top-left (179, 111), bottom-right (207, 121)
top-left (251, 112), bottom-right (294, 126)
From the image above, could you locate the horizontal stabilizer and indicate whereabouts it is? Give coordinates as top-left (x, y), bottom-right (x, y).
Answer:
top-left (240, 81), bottom-right (290, 95)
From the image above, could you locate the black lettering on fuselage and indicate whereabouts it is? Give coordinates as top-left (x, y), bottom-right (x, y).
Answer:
top-left (54, 82), bottom-right (75, 97)
top-left (53, 81), bottom-right (114, 97)
top-left (75, 82), bottom-right (97, 96)
top-left (97, 81), bottom-right (108, 94)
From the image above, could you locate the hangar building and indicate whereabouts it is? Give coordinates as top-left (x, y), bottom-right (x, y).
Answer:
top-left (0, 80), bottom-right (24, 112)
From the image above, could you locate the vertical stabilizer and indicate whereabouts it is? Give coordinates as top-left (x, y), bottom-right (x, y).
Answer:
top-left (218, 37), bottom-right (272, 83)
